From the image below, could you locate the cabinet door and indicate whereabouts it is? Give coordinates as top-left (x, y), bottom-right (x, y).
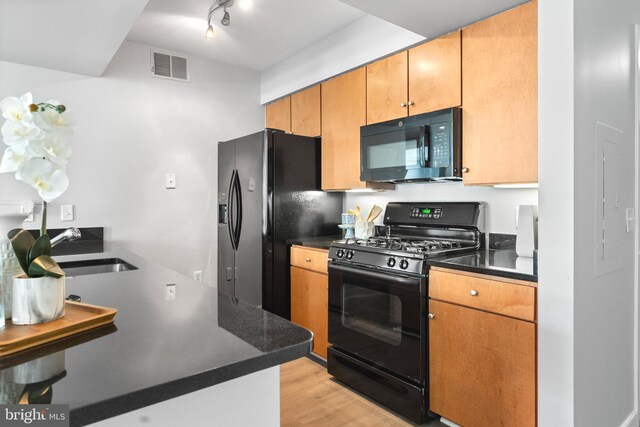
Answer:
top-left (290, 266), bottom-right (328, 358)
top-left (429, 300), bottom-right (536, 427)
top-left (290, 266), bottom-right (311, 331)
top-left (307, 270), bottom-right (328, 358)
top-left (291, 85), bottom-right (321, 137)
top-left (461, 0), bottom-right (537, 185)
top-left (266, 96), bottom-right (291, 133)
top-left (366, 51), bottom-right (408, 124)
top-left (321, 68), bottom-right (368, 190)
top-left (408, 31), bottom-right (461, 115)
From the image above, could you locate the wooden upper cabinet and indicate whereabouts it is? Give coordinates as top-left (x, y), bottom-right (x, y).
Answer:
top-left (266, 96), bottom-right (291, 133)
top-left (461, 1), bottom-right (538, 185)
top-left (321, 68), bottom-right (368, 191)
top-left (366, 52), bottom-right (409, 124)
top-left (291, 85), bottom-right (321, 137)
top-left (408, 30), bottom-right (462, 115)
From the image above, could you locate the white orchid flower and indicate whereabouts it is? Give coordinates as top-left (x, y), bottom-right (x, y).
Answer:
top-left (0, 93), bottom-right (34, 123)
top-left (34, 100), bottom-right (72, 135)
top-left (16, 158), bottom-right (69, 202)
top-left (0, 145), bottom-right (32, 173)
top-left (1, 119), bottom-right (45, 145)
top-left (27, 134), bottom-right (72, 167)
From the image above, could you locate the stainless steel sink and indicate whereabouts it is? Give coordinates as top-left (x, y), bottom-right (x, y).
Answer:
top-left (58, 258), bottom-right (138, 277)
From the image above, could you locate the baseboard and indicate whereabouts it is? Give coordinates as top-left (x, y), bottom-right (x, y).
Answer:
top-left (306, 352), bottom-right (327, 368)
top-left (620, 409), bottom-right (638, 427)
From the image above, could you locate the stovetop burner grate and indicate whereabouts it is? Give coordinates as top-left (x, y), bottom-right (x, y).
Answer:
top-left (343, 236), bottom-right (469, 255)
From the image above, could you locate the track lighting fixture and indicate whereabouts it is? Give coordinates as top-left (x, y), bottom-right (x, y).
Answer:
top-left (205, 0), bottom-right (234, 39)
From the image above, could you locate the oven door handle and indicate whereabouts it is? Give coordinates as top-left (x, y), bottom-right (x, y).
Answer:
top-left (329, 263), bottom-right (422, 287)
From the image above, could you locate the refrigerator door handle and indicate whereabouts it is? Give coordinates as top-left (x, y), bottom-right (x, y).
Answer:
top-left (233, 170), bottom-right (243, 248)
top-left (228, 169), bottom-right (237, 250)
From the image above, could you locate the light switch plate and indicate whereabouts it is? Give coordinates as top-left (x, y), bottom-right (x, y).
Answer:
top-left (626, 208), bottom-right (636, 233)
top-left (166, 284), bottom-right (176, 300)
top-left (165, 173), bottom-right (176, 189)
top-left (61, 205), bottom-right (74, 221)
top-left (193, 271), bottom-right (202, 282)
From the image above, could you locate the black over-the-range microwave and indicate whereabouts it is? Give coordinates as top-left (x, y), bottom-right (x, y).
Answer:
top-left (360, 107), bottom-right (461, 183)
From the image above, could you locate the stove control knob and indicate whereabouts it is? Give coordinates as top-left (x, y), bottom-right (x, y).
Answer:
top-left (336, 249), bottom-right (345, 258)
top-left (387, 258), bottom-right (396, 268)
top-left (346, 251), bottom-right (354, 260)
top-left (399, 259), bottom-right (409, 270)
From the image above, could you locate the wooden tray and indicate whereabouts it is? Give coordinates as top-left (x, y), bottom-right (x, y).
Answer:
top-left (0, 301), bottom-right (118, 357)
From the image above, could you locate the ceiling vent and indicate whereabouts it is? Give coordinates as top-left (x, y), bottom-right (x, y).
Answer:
top-left (150, 50), bottom-right (190, 82)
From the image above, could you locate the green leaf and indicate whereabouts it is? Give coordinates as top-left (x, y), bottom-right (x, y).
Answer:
top-left (8, 229), bottom-right (36, 274)
top-left (27, 235), bottom-right (52, 267)
top-left (28, 255), bottom-right (65, 279)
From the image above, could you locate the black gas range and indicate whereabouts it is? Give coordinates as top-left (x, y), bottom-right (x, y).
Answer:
top-left (327, 202), bottom-right (484, 423)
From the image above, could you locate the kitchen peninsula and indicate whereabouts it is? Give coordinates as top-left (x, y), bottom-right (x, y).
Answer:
top-left (0, 245), bottom-right (312, 427)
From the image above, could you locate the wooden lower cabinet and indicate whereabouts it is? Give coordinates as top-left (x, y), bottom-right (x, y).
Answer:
top-left (429, 299), bottom-right (536, 427)
top-left (290, 266), bottom-right (328, 358)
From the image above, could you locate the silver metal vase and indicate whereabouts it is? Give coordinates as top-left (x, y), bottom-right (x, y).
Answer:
top-left (11, 275), bottom-right (65, 325)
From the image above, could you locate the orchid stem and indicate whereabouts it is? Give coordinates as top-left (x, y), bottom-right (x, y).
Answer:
top-left (41, 201), bottom-right (47, 237)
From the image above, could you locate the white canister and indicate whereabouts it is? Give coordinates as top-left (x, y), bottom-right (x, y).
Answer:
top-left (12, 275), bottom-right (65, 325)
top-left (355, 221), bottom-right (376, 240)
top-left (516, 205), bottom-right (538, 258)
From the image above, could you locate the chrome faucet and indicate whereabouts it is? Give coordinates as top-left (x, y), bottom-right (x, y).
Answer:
top-left (51, 227), bottom-right (81, 247)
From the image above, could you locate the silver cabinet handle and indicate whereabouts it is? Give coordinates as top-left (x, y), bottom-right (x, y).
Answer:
top-left (400, 102), bottom-right (407, 108)
top-left (470, 289), bottom-right (479, 296)
top-left (305, 257), bottom-right (311, 263)
top-left (461, 167), bottom-right (469, 173)
top-left (428, 313), bottom-right (435, 319)
top-left (407, 101), bottom-right (415, 106)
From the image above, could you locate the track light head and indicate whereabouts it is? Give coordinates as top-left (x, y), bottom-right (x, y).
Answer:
top-left (221, 9), bottom-right (230, 26)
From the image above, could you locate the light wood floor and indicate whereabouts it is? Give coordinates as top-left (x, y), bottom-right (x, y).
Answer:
top-left (281, 357), bottom-right (446, 427)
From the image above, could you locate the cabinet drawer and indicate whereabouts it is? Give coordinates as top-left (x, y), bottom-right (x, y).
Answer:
top-left (429, 269), bottom-right (535, 321)
top-left (290, 246), bottom-right (328, 274)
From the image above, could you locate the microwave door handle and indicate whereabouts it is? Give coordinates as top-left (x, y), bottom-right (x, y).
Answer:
top-left (419, 125), bottom-right (430, 168)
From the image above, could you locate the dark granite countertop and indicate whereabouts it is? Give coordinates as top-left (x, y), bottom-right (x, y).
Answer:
top-left (428, 249), bottom-right (538, 283)
top-left (287, 236), bottom-right (341, 251)
top-left (0, 244), bottom-right (312, 426)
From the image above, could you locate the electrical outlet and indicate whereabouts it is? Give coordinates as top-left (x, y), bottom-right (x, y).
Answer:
top-left (165, 173), bottom-right (176, 189)
top-left (61, 205), bottom-right (74, 221)
top-left (23, 200), bottom-right (34, 222)
top-left (166, 284), bottom-right (176, 300)
top-left (193, 271), bottom-right (202, 282)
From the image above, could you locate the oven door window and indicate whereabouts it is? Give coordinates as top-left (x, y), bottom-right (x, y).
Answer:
top-left (342, 283), bottom-right (402, 346)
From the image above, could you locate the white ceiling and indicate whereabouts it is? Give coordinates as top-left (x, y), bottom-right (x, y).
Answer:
top-left (0, 0), bottom-right (148, 76)
top-left (337, 0), bottom-right (530, 39)
top-left (126, 0), bottom-right (367, 71)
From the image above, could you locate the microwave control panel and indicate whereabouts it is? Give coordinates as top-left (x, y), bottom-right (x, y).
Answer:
top-left (429, 122), bottom-right (450, 168)
top-left (410, 207), bottom-right (443, 219)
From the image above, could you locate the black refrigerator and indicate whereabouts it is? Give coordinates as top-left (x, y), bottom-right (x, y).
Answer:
top-left (217, 130), bottom-right (342, 319)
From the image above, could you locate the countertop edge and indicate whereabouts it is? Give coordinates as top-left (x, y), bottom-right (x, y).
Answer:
top-left (69, 338), bottom-right (312, 426)
top-left (427, 259), bottom-right (538, 283)
top-left (286, 236), bottom-right (340, 251)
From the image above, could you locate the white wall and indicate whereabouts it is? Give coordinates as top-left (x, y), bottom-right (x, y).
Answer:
top-left (571, 0), bottom-right (640, 425)
top-left (537, 0), bottom-right (575, 425)
top-left (260, 15), bottom-right (425, 104)
top-left (0, 41), bottom-right (265, 285)
top-left (345, 183), bottom-right (537, 235)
